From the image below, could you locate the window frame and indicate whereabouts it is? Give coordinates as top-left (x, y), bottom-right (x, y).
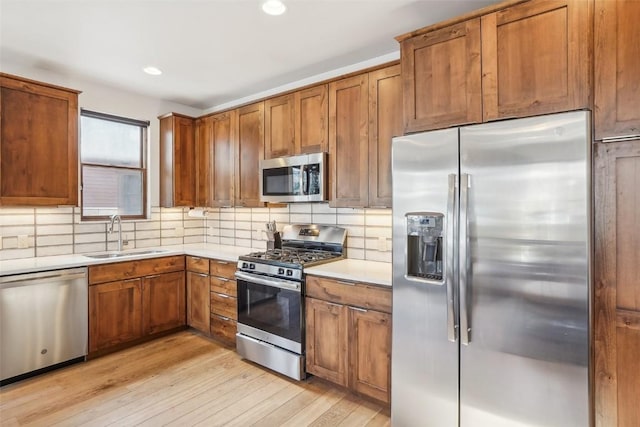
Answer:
top-left (79, 109), bottom-right (150, 221)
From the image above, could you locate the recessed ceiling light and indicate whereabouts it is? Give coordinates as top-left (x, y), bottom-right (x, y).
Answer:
top-left (143, 66), bottom-right (162, 76)
top-left (262, 0), bottom-right (286, 16)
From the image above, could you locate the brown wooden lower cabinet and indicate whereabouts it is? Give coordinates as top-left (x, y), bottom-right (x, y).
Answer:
top-left (186, 256), bottom-right (238, 346)
top-left (305, 276), bottom-right (391, 404)
top-left (306, 297), bottom-right (349, 387)
top-left (89, 278), bottom-right (143, 353)
top-left (210, 314), bottom-right (237, 344)
top-left (88, 256), bottom-right (186, 356)
top-left (186, 271), bottom-right (211, 333)
top-left (594, 139), bottom-right (640, 427)
top-left (142, 271), bottom-right (186, 335)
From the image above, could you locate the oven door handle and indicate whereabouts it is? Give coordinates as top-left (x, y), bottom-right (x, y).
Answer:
top-left (235, 271), bottom-right (301, 292)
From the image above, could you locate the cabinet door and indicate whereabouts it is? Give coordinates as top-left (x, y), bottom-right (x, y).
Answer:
top-left (0, 74), bottom-right (79, 206)
top-left (142, 271), bottom-right (186, 335)
top-left (305, 297), bottom-right (348, 386)
top-left (210, 313), bottom-right (237, 346)
top-left (89, 278), bottom-right (143, 353)
top-left (294, 85), bottom-right (328, 154)
top-left (400, 19), bottom-right (481, 133)
top-left (594, 0), bottom-right (640, 141)
top-left (186, 271), bottom-right (210, 333)
top-left (368, 65), bottom-right (402, 208)
top-left (329, 74), bottom-right (369, 208)
top-left (481, 0), bottom-right (591, 121)
top-left (265, 94), bottom-right (295, 159)
top-left (195, 116), bottom-right (214, 207)
top-left (235, 102), bottom-right (264, 208)
top-left (348, 307), bottom-right (391, 404)
top-left (160, 114), bottom-right (196, 207)
top-left (211, 111), bottom-right (235, 208)
top-left (594, 140), bottom-right (640, 427)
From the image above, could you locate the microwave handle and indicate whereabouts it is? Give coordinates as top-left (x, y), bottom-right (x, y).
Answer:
top-left (302, 165), bottom-right (309, 195)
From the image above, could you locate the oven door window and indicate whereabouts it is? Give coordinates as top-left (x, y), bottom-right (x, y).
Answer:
top-left (237, 279), bottom-right (302, 344)
top-left (262, 166), bottom-right (303, 196)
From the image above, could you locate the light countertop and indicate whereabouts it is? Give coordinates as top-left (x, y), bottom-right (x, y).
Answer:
top-left (0, 245), bottom-right (392, 287)
top-left (305, 258), bottom-right (392, 287)
top-left (0, 243), bottom-right (249, 276)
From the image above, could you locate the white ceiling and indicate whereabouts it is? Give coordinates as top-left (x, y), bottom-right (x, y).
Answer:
top-left (0, 0), bottom-right (495, 111)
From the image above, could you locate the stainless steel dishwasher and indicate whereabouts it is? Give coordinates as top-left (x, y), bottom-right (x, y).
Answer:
top-left (0, 267), bottom-right (88, 385)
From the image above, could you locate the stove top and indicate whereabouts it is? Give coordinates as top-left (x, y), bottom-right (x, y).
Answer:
top-left (241, 247), bottom-right (342, 267)
top-left (237, 224), bottom-right (347, 281)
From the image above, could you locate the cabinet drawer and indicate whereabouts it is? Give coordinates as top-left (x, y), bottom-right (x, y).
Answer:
top-left (306, 275), bottom-right (391, 313)
top-left (210, 259), bottom-right (236, 279)
top-left (89, 256), bottom-right (185, 285)
top-left (186, 256), bottom-right (209, 274)
top-left (210, 277), bottom-right (237, 297)
top-left (211, 292), bottom-right (237, 320)
top-left (210, 314), bottom-right (237, 345)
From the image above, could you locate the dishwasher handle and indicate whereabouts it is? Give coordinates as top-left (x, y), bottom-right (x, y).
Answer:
top-left (0, 268), bottom-right (87, 288)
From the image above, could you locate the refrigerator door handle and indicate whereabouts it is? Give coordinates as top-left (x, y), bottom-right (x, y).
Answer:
top-left (446, 173), bottom-right (458, 342)
top-left (460, 173), bottom-right (471, 345)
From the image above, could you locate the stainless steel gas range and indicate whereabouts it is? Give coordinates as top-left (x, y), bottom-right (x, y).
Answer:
top-left (235, 224), bottom-right (347, 380)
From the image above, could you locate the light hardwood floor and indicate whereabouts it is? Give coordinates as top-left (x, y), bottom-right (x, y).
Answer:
top-left (0, 331), bottom-right (390, 426)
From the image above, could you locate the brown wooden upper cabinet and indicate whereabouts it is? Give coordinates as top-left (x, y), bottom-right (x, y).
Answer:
top-left (195, 116), bottom-right (214, 207)
top-left (329, 74), bottom-right (370, 208)
top-left (159, 113), bottom-right (196, 207)
top-left (212, 111), bottom-right (236, 208)
top-left (0, 73), bottom-right (80, 206)
top-left (368, 65), bottom-right (402, 208)
top-left (264, 86), bottom-right (329, 159)
top-left (594, 0), bottom-right (640, 141)
top-left (235, 102), bottom-right (264, 207)
top-left (399, 0), bottom-right (592, 132)
top-left (400, 19), bottom-right (482, 133)
top-left (481, 0), bottom-right (591, 121)
top-left (295, 85), bottom-right (328, 154)
top-left (264, 94), bottom-right (295, 159)
top-left (329, 64), bottom-right (401, 208)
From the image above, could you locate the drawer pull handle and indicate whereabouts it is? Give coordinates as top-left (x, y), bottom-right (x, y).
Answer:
top-left (349, 306), bottom-right (368, 313)
top-left (195, 273), bottom-right (208, 278)
top-left (191, 256), bottom-right (201, 261)
top-left (214, 314), bottom-right (231, 321)
top-left (215, 261), bottom-right (229, 265)
top-left (336, 280), bottom-right (356, 286)
top-left (326, 302), bottom-right (342, 309)
top-left (216, 278), bottom-right (229, 282)
top-left (215, 293), bottom-right (230, 298)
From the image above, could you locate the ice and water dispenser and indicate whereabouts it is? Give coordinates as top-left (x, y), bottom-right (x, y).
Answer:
top-left (406, 213), bottom-right (444, 281)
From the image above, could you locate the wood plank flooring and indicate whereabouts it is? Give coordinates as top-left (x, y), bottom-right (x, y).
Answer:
top-left (0, 331), bottom-right (390, 426)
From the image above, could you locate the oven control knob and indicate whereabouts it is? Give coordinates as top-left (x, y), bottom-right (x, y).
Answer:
top-left (242, 262), bottom-right (248, 269)
top-left (286, 270), bottom-right (293, 276)
top-left (278, 268), bottom-right (285, 275)
top-left (249, 263), bottom-right (255, 270)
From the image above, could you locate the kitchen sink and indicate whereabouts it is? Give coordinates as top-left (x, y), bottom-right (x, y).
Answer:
top-left (84, 249), bottom-right (167, 259)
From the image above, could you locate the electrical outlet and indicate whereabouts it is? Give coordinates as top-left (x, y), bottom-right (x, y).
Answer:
top-left (122, 233), bottom-right (130, 248)
top-left (0, 236), bottom-right (3, 250)
top-left (17, 235), bottom-right (30, 249)
top-left (378, 236), bottom-right (387, 252)
top-left (174, 227), bottom-right (184, 237)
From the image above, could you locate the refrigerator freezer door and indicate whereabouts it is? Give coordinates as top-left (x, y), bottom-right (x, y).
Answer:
top-left (391, 128), bottom-right (460, 426)
top-left (459, 111), bottom-right (590, 427)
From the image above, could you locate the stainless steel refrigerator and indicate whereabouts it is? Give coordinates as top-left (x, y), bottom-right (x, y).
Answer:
top-left (391, 111), bottom-right (591, 426)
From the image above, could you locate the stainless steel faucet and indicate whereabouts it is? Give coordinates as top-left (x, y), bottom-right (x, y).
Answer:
top-left (108, 214), bottom-right (123, 252)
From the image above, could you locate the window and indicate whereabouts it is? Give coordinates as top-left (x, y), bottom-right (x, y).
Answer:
top-left (80, 109), bottom-right (149, 220)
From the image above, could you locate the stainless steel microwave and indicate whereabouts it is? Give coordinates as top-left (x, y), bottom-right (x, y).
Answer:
top-left (259, 152), bottom-right (327, 203)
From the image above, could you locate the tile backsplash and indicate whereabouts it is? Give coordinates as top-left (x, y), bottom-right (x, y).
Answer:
top-left (0, 203), bottom-right (392, 263)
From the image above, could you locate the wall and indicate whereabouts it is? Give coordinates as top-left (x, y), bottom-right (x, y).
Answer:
top-left (205, 204), bottom-right (392, 263)
top-left (0, 204), bottom-right (392, 262)
top-left (0, 207), bottom-right (204, 261)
